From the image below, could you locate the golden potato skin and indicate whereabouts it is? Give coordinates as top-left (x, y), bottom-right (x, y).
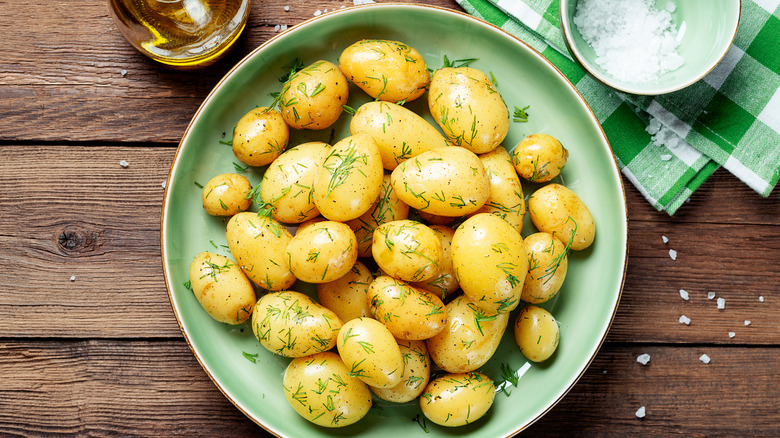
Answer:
top-left (317, 261), bottom-right (374, 323)
top-left (368, 276), bottom-right (447, 341)
top-left (279, 60), bottom-right (349, 130)
top-left (428, 67), bottom-right (509, 154)
top-left (512, 133), bottom-right (569, 182)
top-left (372, 220), bottom-right (443, 283)
top-left (350, 101), bottom-right (449, 170)
top-left (339, 39), bottom-right (430, 103)
top-left (260, 142), bottom-right (329, 224)
top-left (522, 232), bottom-right (568, 304)
top-left (283, 352), bottom-right (372, 427)
top-left (426, 295), bottom-right (509, 373)
top-left (528, 183), bottom-right (595, 251)
top-left (188, 252), bottom-right (255, 325)
top-left (226, 212), bottom-right (296, 291)
top-left (313, 134), bottom-right (384, 222)
top-left (452, 213), bottom-right (528, 314)
top-left (410, 225), bottom-right (459, 300)
top-left (515, 305), bottom-right (560, 362)
top-left (474, 146), bottom-right (525, 233)
top-left (346, 174), bottom-right (410, 258)
top-left (420, 372), bottom-right (495, 427)
top-left (337, 317), bottom-right (405, 389)
top-left (285, 220), bottom-right (358, 284)
top-left (232, 107), bottom-right (289, 166)
top-left (201, 173), bottom-right (252, 216)
top-left (390, 146), bottom-right (491, 217)
top-left (252, 291), bottom-right (343, 357)
top-left (370, 339), bottom-right (430, 403)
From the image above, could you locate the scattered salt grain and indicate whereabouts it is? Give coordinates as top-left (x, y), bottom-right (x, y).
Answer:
top-left (313, 9), bottom-right (322, 16)
top-left (283, 5), bottom-right (290, 11)
top-left (662, 235), bottom-right (669, 244)
top-left (728, 332), bottom-right (735, 338)
top-left (679, 289), bottom-right (689, 300)
top-left (646, 118), bottom-right (662, 135)
top-left (119, 160), bottom-right (129, 168)
top-left (70, 275), bottom-right (76, 282)
top-left (707, 292), bottom-right (716, 300)
top-left (280, 24), bottom-right (288, 31)
top-left (699, 354), bottom-right (710, 364)
top-left (161, 181), bottom-right (167, 189)
top-left (717, 297), bottom-right (725, 310)
top-left (274, 24), bottom-right (281, 33)
top-left (744, 320), bottom-right (751, 326)
top-left (603, 369), bottom-right (607, 374)
top-left (759, 296), bottom-right (764, 303)
top-left (637, 353), bottom-right (651, 365)
top-left (635, 406), bottom-right (646, 418)
top-left (669, 249), bottom-right (677, 260)
top-left (353, 0), bottom-right (376, 4)
top-left (665, 1), bottom-right (676, 12)
top-left (121, 69), bottom-right (127, 76)
top-left (679, 315), bottom-right (690, 325)
top-left (660, 154), bottom-right (673, 161)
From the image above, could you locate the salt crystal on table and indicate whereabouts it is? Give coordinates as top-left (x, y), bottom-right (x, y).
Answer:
top-left (119, 160), bottom-right (129, 168)
top-left (637, 353), bottom-right (651, 365)
top-left (313, 9), bottom-right (322, 16)
top-left (646, 118), bottom-right (662, 135)
top-left (665, 1), bottom-right (676, 12)
top-left (662, 235), bottom-right (669, 243)
top-left (669, 249), bottom-right (677, 260)
top-left (121, 69), bottom-right (127, 76)
top-left (717, 297), bottom-right (725, 309)
top-left (283, 5), bottom-right (290, 11)
top-left (728, 332), bottom-right (735, 338)
top-left (353, 0), bottom-right (375, 4)
top-left (70, 275), bottom-right (76, 282)
top-left (280, 24), bottom-right (288, 31)
top-left (699, 354), bottom-right (711, 364)
top-left (745, 320), bottom-right (751, 326)
top-left (708, 292), bottom-right (716, 300)
top-left (759, 296), bottom-right (764, 302)
top-left (679, 315), bottom-right (691, 325)
top-left (161, 181), bottom-right (166, 189)
top-left (679, 289), bottom-right (689, 300)
top-left (660, 154), bottom-right (673, 161)
top-left (635, 406), bottom-right (646, 418)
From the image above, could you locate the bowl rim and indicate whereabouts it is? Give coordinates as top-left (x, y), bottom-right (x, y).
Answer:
top-left (160, 3), bottom-right (629, 436)
top-left (559, 0), bottom-right (742, 95)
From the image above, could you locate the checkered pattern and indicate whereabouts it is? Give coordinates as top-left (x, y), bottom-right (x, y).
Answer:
top-left (456, 0), bottom-right (780, 214)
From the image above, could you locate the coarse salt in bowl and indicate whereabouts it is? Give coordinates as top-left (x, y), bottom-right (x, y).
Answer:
top-left (560, 0), bottom-right (741, 95)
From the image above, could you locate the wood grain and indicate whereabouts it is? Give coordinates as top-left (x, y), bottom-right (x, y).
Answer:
top-left (0, 340), bottom-right (776, 436)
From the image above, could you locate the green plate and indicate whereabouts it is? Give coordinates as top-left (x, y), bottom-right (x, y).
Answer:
top-left (161, 4), bottom-right (627, 437)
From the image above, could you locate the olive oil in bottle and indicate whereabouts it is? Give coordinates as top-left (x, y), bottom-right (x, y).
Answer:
top-left (108, 0), bottom-right (251, 68)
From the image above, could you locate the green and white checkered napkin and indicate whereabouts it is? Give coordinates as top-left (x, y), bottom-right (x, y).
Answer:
top-left (456, 0), bottom-right (780, 214)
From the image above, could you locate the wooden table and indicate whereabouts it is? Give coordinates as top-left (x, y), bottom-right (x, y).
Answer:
top-left (1, 0), bottom-right (778, 436)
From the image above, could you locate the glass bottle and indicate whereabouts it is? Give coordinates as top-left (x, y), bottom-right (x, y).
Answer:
top-left (108, 0), bottom-right (251, 68)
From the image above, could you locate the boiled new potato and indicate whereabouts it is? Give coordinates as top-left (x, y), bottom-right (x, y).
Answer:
top-left (188, 252), bottom-right (255, 324)
top-left (313, 134), bottom-right (384, 222)
top-left (283, 352), bottom-right (372, 427)
top-left (286, 220), bottom-right (358, 283)
top-left (426, 295), bottom-right (509, 373)
top-left (370, 339), bottom-right (430, 403)
top-left (201, 173), bottom-right (252, 216)
top-left (410, 225), bottom-right (459, 300)
top-left (346, 174), bottom-right (409, 258)
top-left (452, 213), bottom-right (528, 314)
top-left (368, 276), bottom-right (447, 340)
top-left (420, 372), bottom-right (495, 427)
top-left (232, 107), bottom-right (288, 166)
top-left (522, 232), bottom-right (567, 304)
top-left (337, 317), bottom-right (404, 388)
top-left (512, 133), bottom-right (568, 182)
top-left (252, 291), bottom-right (343, 357)
top-left (279, 60), bottom-right (349, 130)
top-left (428, 67), bottom-right (508, 154)
top-left (350, 101), bottom-right (449, 170)
top-left (515, 305), bottom-right (560, 362)
top-left (528, 183), bottom-right (595, 251)
top-left (391, 146), bottom-right (490, 217)
top-left (474, 146), bottom-right (525, 232)
top-left (339, 39), bottom-right (430, 103)
top-left (372, 220), bottom-right (443, 283)
top-left (226, 212), bottom-right (296, 291)
top-left (317, 261), bottom-right (374, 323)
top-left (260, 141), bottom-right (329, 223)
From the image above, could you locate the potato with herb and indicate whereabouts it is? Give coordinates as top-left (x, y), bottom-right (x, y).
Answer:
top-left (279, 60), bottom-right (349, 130)
top-left (473, 146), bottom-right (525, 233)
top-left (232, 107), bottom-right (289, 166)
top-left (286, 220), bottom-right (358, 283)
top-left (350, 101), bottom-right (450, 170)
top-left (512, 133), bottom-right (568, 182)
top-left (410, 225), bottom-right (459, 300)
top-left (368, 276), bottom-right (447, 340)
top-left (391, 146), bottom-right (491, 217)
top-left (188, 252), bottom-right (255, 325)
top-left (252, 291), bottom-right (343, 357)
top-left (346, 174), bottom-right (410, 258)
top-left (201, 173), bottom-right (252, 216)
top-left (426, 295), bottom-right (509, 373)
top-left (313, 134), bottom-right (384, 222)
top-left (420, 372), bottom-right (495, 427)
top-left (283, 352), bottom-right (372, 427)
top-left (260, 141), bottom-right (329, 224)
top-left (428, 67), bottom-right (509, 154)
top-left (317, 261), bottom-right (374, 323)
top-left (337, 317), bottom-right (405, 388)
top-left (528, 183), bottom-right (595, 251)
top-left (515, 305), bottom-right (560, 362)
top-left (370, 339), bottom-right (430, 403)
top-left (339, 39), bottom-right (430, 103)
top-left (226, 212), bottom-right (296, 291)
top-left (523, 232), bottom-right (568, 304)
top-left (372, 220), bottom-right (443, 283)
top-left (452, 213), bottom-right (528, 314)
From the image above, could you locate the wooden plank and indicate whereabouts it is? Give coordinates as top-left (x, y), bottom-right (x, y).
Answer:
top-left (0, 146), bottom-right (778, 341)
top-left (0, 340), bottom-right (776, 436)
